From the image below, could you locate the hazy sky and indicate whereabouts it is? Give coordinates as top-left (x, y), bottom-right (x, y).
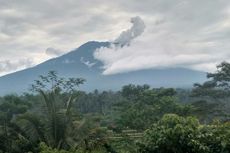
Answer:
top-left (1, 0), bottom-right (230, 76)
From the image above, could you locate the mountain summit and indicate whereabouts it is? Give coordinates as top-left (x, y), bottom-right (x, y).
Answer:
top-left (0, 41), bottom-right (206, 95)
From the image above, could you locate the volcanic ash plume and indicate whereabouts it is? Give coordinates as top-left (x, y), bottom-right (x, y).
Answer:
top-left (114, 16), bottom-right (146, 46)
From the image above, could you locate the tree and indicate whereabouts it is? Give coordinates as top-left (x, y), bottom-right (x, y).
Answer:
top-left (192, 61), bottom-right (230, 98)
top-left (138, 114), bottom-right (230, 153)
top-left (18, 71), bottom-right (85, 150)
top-left (192, 62), bottom-right (230, 121)
top-left (115, 86), bottom-right (192, 130)
top-left (121, 84), bottom-right (150, 101)
top-left (0, 95), bottom-right (35, 153)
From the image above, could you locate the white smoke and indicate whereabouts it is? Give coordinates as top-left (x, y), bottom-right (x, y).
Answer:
top-left (114, 16), bottom-right (145, 46)
top-left (94, 15), bottom-right (229, 75)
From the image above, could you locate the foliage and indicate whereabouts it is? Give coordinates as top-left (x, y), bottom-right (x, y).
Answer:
top-left (114, 85), bottom-right (193, 130)
top-left (192, 61), bottom-right (230, 98)
top-left (192, 62), bottom-right (230, 122)
top-left (39, 142), bottom-right (75, 153)
top-left (0, 95), bottom-right (37, 153)
top-left (2, 65), bottom-right (230, 153)
top-left (14, 71), bottom-right (86, 151)
top-left (39, 142), bottom-right (109, 153)
top-left (138, 114), bottom-right (230, 153)
top-left (191, 100), bottom-right (225, 123)
top-left (75, 90), bottom-right (123, 115)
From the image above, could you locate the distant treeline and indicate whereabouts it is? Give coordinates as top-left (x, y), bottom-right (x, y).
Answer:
top-left (1, 62), bottom-right (230, 153)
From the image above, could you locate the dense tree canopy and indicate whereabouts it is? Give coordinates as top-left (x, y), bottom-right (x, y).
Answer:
top-left (114, 86), bottom-right (192, 130)
top-left (1, 63), bottom-right (230, 153)
top-left (138, 114), bottom-right (230, 153)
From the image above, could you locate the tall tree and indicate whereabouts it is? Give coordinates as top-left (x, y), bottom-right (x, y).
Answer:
top-left (192, 62), bottom-right (230, 98)
top-left (19, 71), bottom-right (85, 150)
top-left (192, 62), bottom-right (230, 121)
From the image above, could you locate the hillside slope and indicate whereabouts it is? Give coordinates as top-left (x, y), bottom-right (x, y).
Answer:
top-left (0, 41), bottom-right (206, 95)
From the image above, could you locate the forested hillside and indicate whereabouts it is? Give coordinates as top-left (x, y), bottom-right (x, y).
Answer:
top-left (1, 62), bottom-right (230, 153)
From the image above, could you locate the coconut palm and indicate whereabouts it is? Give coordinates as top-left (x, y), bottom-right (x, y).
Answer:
top-left (17, 71), bottom-right (85, 150)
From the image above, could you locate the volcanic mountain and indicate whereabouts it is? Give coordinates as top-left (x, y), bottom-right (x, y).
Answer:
top-left (0, 41), bottom-right (206, 95)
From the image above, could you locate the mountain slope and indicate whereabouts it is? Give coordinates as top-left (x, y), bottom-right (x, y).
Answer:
top-left (0, 41), bottom-right (206, 95)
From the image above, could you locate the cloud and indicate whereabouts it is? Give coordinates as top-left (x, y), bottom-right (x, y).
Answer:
top-left (94, 12), bottom-right (230, 75)
top-left (114, 16), bottom-right (145, 46)
top-left (45, 47), bottom-right (63, 56)
top-left (0, 0), bottom-right (131, 75)
top-left (0, 0), bottom-right (230, 76)
top-left (0, 59), bottom-right (34, 75)
top-left (80, 57), bottom-right (96, 68)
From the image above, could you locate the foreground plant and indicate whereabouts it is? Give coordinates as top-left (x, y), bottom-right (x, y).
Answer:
top-left (138, 114), bottom-right (230, 153)
top-left (18, 71), bottom-right (85, 150)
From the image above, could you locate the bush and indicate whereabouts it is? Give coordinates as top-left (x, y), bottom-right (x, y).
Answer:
top-left (138, 114), bottom-right (230, 153)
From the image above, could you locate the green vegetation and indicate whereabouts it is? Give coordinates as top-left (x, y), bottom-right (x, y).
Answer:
top-left (1, 62), bottom-right (230, 153)
top-left (138, 114), bottom-right (230, 153)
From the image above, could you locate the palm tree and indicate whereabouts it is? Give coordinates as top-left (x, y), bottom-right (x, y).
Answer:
top-left (17, 71), bottom-right (85, 150)
top-left (16, 71), bottom-right (117, 152)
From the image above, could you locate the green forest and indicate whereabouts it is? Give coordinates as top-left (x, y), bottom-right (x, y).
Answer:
top-left (1, 62), bottom-right (230, 153)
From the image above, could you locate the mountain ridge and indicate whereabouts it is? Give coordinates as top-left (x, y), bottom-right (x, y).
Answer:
top-left (0, 41), bottom-right (206, 95)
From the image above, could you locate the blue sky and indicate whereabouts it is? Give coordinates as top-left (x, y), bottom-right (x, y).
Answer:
top-left (0, 0), bottom-right (230, 75)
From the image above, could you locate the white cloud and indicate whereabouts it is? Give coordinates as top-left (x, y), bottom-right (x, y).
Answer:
top-left (94, 12), bottom-right (230, 75)
top-left (45, 47), bottom-right (63, 56)
top-left (0, 0), bottom-right (230, 76)
top-left (114, 16), bottom-right (145, 46)
top-left (0, 59), bottom-right (34, 76)
top-left (80, 57), bottom-right (96, 68)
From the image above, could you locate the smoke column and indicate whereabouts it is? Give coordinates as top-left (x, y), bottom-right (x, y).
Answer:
top-left (114, 16), bottom-right (146, 46)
